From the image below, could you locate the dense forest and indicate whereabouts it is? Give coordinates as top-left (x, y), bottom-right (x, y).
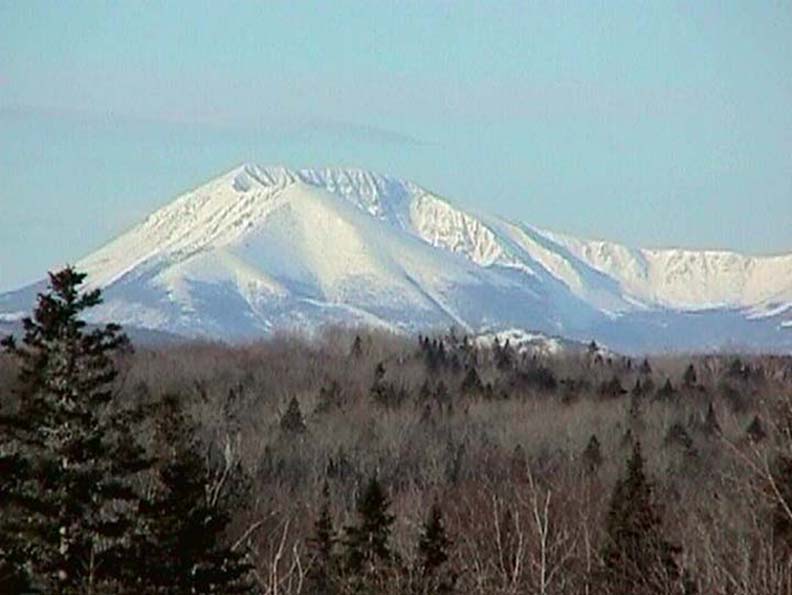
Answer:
top-left (2, 268), bottom-right (792, 594)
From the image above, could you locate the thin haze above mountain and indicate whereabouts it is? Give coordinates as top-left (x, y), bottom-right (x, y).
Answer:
top-left (1, 165), bottom-right (790, 353)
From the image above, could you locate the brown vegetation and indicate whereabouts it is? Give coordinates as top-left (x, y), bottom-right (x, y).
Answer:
top-left (3, 322), bottom-right (792, 593)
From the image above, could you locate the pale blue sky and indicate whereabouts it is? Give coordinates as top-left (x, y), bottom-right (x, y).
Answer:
top-left (1, 1), bottom-right (791, 290)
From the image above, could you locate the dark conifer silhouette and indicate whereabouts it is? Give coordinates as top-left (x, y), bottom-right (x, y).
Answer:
top-left (510, 444), bottom-right (528, 479)
top-left (683, 364), bottom-right (697, 388)
top-left (663, 422), bottom-right (695, 454)
top-left (657, 378), bottom-right (676, 400)
top-left (772, 454), bottom-right (792, 552)
top-left (0, 448), bottom-right (33, 593)
top-left (702, 402), bottom-right (721, 436)
top-left (0, 267), bottom-right (149, 593)
top-left (416, 503), bottom-right (456, 594)
top-left (599, 376), bottom-right (626, 399)
top-left (582, 434), bottom-right (604, 473)
top-left (350, 335), bottom-right (364, 358)
top-left (281, 396), bottom-right (307, 433)
top-left (342, 475), bottom-right (397, 587)
top-left (423, 339), bottom-right (449, 372)
top-left (460, 365), bottom-right (483, 395)
top-left (727, 357), bottom-right (748, 380)
top-left (620, 428), bottom-right (635, 449)
top-left (746, 415), bottom-right (766, 442)
top-left (316, 381), bottom-right (342, 415)
top-left (306, 481), bottom-right (338, 595)
top-left (601, 441), bottom-right (683, 594)
top-left (495, 340), bottom-right (515, 371)
top-left (134, 394), bottom-right (251, 594)
top-left (374, 362), bottom-right (386, 383)
top-left (370, 363), bottom-right (389, 404)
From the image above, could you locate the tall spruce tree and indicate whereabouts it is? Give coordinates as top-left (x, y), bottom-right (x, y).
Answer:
top-left (0, 267), bottom-right (150, 593)
top-left (657, 378), bottom-right (676, 400)
top-left (342, 475), bottom-right (397, 589)
top-left (582, 434), bottom-right (604, 473)
top-left (460, 365), bottom-right (483, 395)
top-left (416, 503), bottom-right (455, 594)
top-left (134, 393), bottom-right (251, 594)
top-left (683, 364), bottom-right (697, 388)
top-left (350, 335), bottom-right (364, 359)
top-left (601, 440), bottom-right (683, 594)
top-left (746, 415), bottom-right (766, 442)
top-left (281, 396), bottom-right (307, 434)
top-left (702, 402), bottom-right (721, 436)
top-left (305, 482), bottom-right (338, 595)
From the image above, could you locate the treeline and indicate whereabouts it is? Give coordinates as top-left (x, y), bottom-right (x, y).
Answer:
top-left (1, 267), bottom-right (792, 594)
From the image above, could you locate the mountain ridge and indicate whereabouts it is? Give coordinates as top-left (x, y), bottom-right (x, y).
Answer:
top-left (2, 163), bottom-right (790, 353)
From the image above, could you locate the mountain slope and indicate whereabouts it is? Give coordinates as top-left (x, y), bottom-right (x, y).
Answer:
top-left (2, 164), bottom-right (790, 352)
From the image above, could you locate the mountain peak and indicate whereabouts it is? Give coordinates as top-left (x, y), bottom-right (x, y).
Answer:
top-left (218, 163), bottom-right (427, 220)
top-left (1, 164), bottom-right (790, 352)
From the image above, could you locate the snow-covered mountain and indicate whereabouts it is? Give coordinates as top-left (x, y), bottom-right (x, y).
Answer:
top-left (2, 164), bottom-right (791, 353)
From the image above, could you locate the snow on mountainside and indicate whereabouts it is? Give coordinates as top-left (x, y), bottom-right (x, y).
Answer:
top-left (545, 231), bottom-right (792, 313)
top-left (475, 329), bottom-right (566, 357)
top-left (1, 164), bottom-right (791, 353)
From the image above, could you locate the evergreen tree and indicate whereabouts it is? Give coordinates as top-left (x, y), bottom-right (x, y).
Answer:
top-left (305, 482), bottom-right (338, 595)
top-left (772, 454), bottom-right (792, 552)
top-left (657, 378), bottom-right (676, 400)
top-left (663, 422), bottom-right (694, 453)
top-left (0, 448), bottom-right (33, 593)
top-left (134, 394), bottom-right (251, 594)
top-left (510, 444), bottom-right (528, 479)
top-left (683, 364), bottom-right (697, 388)
top-left (342, 475), bottom-right (397, 588)
top-left (495, 340), bottom-right (514, 371)
top-left (727, 357), bottom-right (748, 380)
top-left (745, 415), bottom-right (766, 442)
top-left (702, 402), bottom-right (721, 436)
top-left (437, 340), bottom-right (447, 368)
top-left (460, 365), bottom-right (483, 395)
top-left (582, 434), bottom-right (604, 473)
top-left (350, 335), bottom-right (364, 359)
top-left (316, 381), bottom-right (342, 415)
top-left (370, 363), bottom-right (388, 405)
top-left (599, 376), bottom-right (626, 399)
top-left (415, 503), bottom-right (455, 594)
top-left (620, 428), bottom-right (635, 449)
top-left (424, 341), bottom-right (441, 372)
top-left (281, 396), bottom-right (307, 433)
top-left (639, 358), bottom-right (653, 375)
top-left (0, 267), bottom-right (150, 593)
top-left (642, 376), bottom-right (656, 398)
top-left (374, 362), bottom-right (386, 383)
top-left (601, 441), bottom-right (682, 594)
top-left (628, 389), bottom-right (644, 429)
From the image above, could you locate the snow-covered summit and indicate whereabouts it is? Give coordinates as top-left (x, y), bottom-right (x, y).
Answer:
top-left (2, 164), bottom-right (790, 353)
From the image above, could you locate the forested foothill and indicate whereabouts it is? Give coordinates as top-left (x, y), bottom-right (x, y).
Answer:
top-left (2, 268), bottom-right (792, 594)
